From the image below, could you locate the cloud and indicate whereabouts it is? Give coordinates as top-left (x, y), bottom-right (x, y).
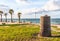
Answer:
top-left (25, 0), bottom-right (60, 14)
top-left (54, 0), bottom-right (60, 6)
top-left (42, 0), bottom-right (60, 10)
top-left (0, 4), bottom-right (10, 14)
top-left (14, 0), bottom-right (60, 18)
top-left (15, 0), bottom-right (29, 5)
top-left (15, 0), bottom-right (45, 6)
top-left (21, 8), bottom-right (43, 15)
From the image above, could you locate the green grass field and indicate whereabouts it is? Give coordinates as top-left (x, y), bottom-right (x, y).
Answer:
top-left (0, 24), bottom-right (40, 41)
top-left (0, 24), bottom-right (60, 41)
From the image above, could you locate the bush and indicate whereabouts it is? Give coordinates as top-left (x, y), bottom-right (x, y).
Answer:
top-left (2, 23), bottom-right (6, 25)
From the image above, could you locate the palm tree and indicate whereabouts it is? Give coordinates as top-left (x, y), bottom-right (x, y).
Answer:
top-left (18, 12), bottom-right (21, 23)
top-left (4, 13), bottom-right (7, 22)
top-left (0, 11), bottom-right (3, 22)
top-left (9, 9), bottom-right (14, 22)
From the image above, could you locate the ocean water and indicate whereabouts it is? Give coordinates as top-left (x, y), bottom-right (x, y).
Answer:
top-left (51, 18), bottom-right (60, 24)
top-left (1, 18), bottom-right (60, 24)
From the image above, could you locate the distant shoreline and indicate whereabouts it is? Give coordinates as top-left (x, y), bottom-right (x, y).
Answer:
top-left (0, 22), bottom-right (60, 28)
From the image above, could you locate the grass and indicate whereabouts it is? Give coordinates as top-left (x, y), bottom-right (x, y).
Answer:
top-left (0, 24), bottom-right (60, 41)
top-left (0, 24), bottom-right (40, 41)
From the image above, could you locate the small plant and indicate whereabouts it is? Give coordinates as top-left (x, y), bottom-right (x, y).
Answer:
top-left (2, 23), bottom-right (6, 25)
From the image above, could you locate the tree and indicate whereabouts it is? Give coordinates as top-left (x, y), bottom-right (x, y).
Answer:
top-left (18, 12), bottom-right (21, 23)
top-left (9, 9), bottom-right (14, 22)
top-left (0, 11), bottom-right (3, 22)
top-left (4, 13), bottom-right (7, 22)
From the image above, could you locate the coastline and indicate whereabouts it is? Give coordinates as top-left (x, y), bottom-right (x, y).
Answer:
top-left (0, 22), bottom-right (60, 28)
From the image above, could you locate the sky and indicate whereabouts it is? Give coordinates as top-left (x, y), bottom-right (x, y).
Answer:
top-left (0, 0), bottom-right (60, 18)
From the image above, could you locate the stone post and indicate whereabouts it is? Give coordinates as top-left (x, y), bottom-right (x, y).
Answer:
top-left (40, 15), bottom-right (51, 37)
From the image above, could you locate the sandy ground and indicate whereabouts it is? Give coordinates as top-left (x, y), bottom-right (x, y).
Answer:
top-left (0, 22), bottom-right (34, 25)
top-left (51, 24), bottom-right (60, 28)
top-left (0, 22), bottom-right (60, 28)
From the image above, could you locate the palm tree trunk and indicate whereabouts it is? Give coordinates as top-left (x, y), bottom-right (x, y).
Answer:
top-left (5, 16), bottom-right (7, 22)
top-left (1, 15), bottom-right (2, 22)
top-left (19, 16), bottom-right (20, 23)
top-left (11, 14), bottom-right (13, 22)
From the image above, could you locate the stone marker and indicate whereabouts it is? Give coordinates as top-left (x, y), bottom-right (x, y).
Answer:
top-left (40, 15), bottom-right (51, 37)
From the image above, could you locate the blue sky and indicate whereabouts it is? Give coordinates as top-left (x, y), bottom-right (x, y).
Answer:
top-left (0, 0), bottom-right (60, 18)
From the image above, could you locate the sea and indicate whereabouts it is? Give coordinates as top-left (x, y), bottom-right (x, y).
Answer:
top-left (2, 18), bottom-right (60, 25)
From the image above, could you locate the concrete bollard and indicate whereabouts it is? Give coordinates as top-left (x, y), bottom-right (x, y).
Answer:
top-left (40, 15), bottom-right (51, 37)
